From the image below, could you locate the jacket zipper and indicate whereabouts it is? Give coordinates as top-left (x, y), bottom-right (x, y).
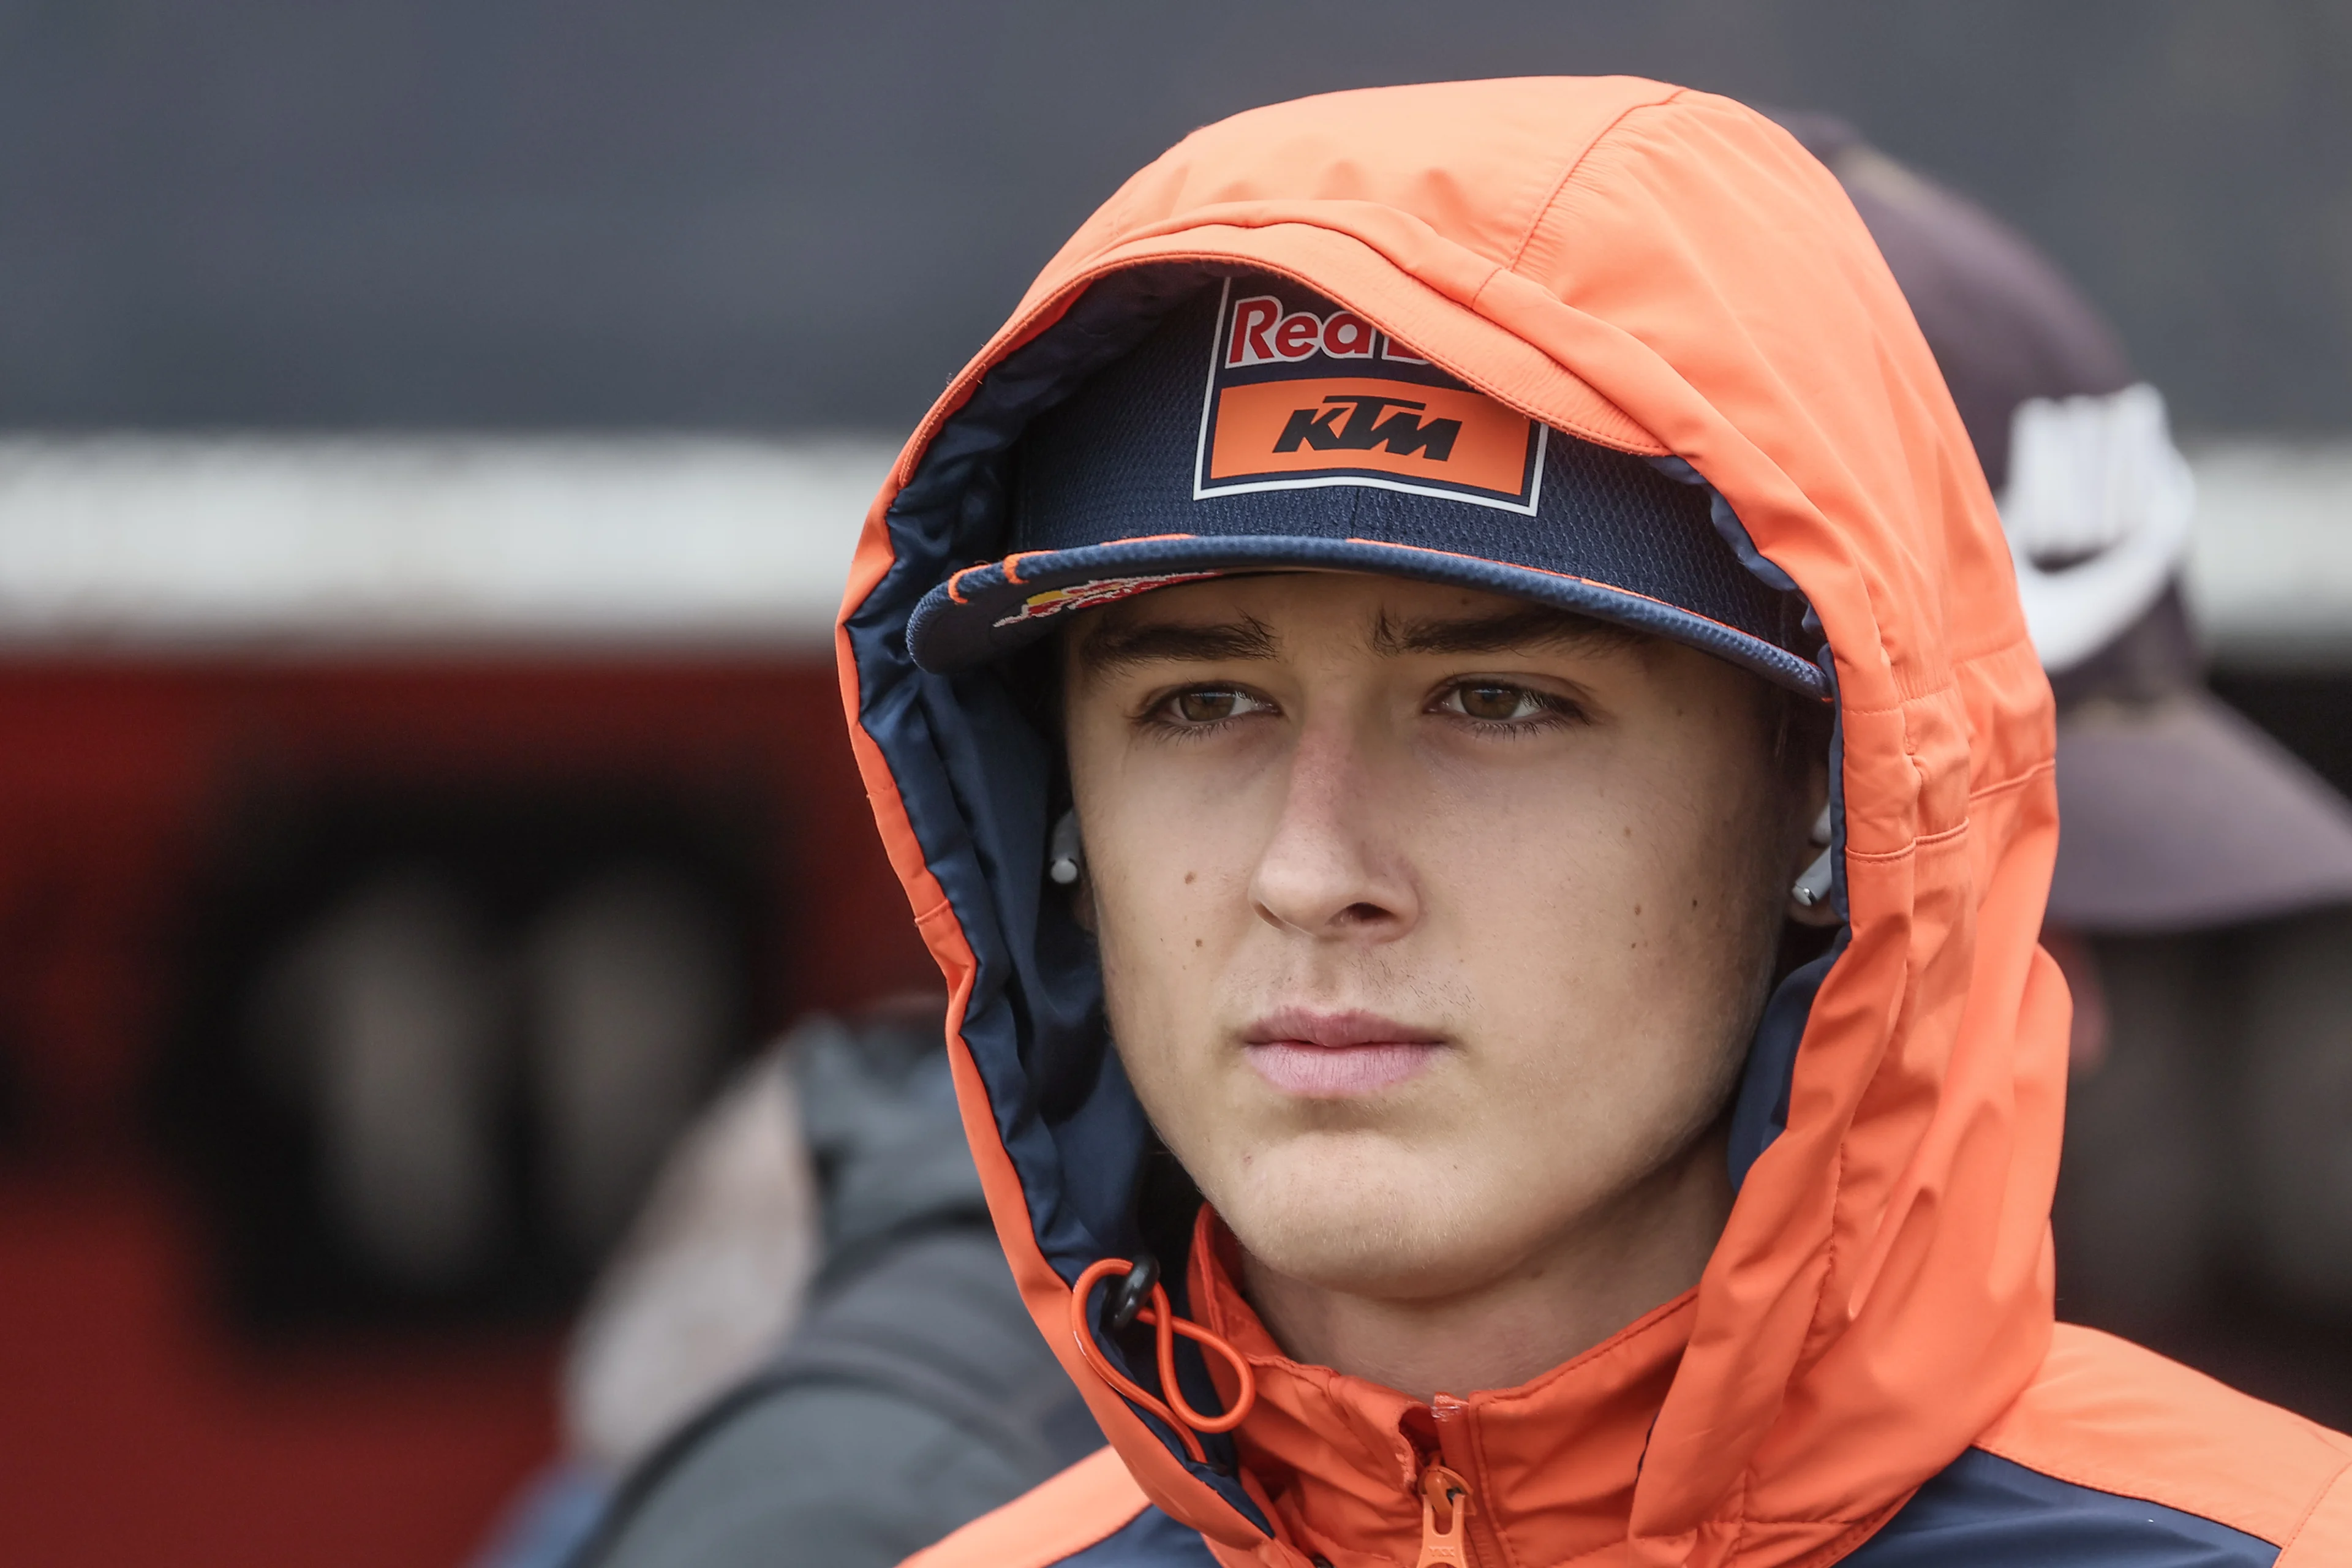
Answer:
top-left (1414, 1460), bottom-right (1472, 1568)
top-left (1421, 1394), bottom-right (1509, 1568)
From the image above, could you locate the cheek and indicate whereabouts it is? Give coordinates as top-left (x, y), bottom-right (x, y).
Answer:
top-left (1425, 742), bottom-right (1778, 1108)
top-left (1087, 767), bottom-right (1263, 963)
top-left (1084, 810), bottom-right (1261, 1133)
top-left (1092, 854), bottom-right (1223, 1027)
top-left (1420, 755), bottom-right (1724, 974)
top-left (1065, 707), bottom-right (1294, 1178)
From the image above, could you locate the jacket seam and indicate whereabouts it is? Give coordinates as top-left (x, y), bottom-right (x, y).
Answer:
top-left (1948, 628), bottom-right (2041, 669)
top-left (1728, 1502), bottom-right (1911, 1530)
top-left (1965, 760), bottom-right (2054, 802)
top-left (1834, 687), bottom-right (1958, 718)
top-left (1834, 630), bottom-right (2041, 712)
top-left (1844, 818), bottom-right (1970, 862)
top-left (1834, 758), bottom-right (2054, 862)
top-left (1798, 1120), bottom-right (1858, 1461)
top-left (2278, 1452), bottom-right (2352, 1558)
top-left (1830, 675), bottom-right (1970, 715)
top-left (1502, 89), bottom-right (1683, 274)
top-left (1970, 1432), bottom-right (2305, 1551)
top-left (1463, 1408), bottom-right (1526, 1568)
top-left (1474, 1294), bottom-right (1698, 1414)
top-left (1727, 1463), bottom-right (1760, 1564)
top-left (1789, 1490), bottom-right (1917, 1567)
top-left (1827, 1130), bottom-right (1853, 1320)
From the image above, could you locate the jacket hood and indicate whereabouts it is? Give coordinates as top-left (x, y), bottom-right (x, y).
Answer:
top-left (836, 77), bottom-right (2064, 1568)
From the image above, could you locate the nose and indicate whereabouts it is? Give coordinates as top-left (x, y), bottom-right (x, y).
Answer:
top-left (1248, 715), bottom-right (1419, 940)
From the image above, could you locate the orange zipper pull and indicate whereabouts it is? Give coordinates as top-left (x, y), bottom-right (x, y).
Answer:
top-left (1414, 1462), bottom-right (1472, 1568)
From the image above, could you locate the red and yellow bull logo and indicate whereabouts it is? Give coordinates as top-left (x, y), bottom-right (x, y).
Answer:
top-left (990, 571), bottom-right (1220, 629)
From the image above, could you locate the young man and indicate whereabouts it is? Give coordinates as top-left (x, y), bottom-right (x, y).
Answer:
top-left (838, 80), bottom-right (2352, 1567)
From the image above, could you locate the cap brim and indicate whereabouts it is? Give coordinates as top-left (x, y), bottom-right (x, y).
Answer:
top-left (2050, 690), bottom-right (2352, 931)
top-left (906, 535), bottom-right (1827, 698)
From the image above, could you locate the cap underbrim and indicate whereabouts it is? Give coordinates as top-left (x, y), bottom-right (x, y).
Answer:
top-left (2050, 690), bottom-right (2352, 931)
top-left (906, 535), bottom-right (1827, 698)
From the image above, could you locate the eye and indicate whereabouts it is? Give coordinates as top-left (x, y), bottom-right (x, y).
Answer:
top-left (1153, 686), bottom-right (1274, 726)
top-left (1433, 680), bottom-right (1580, 728)
top-left (1444, 682), bottom-right (1545, 722)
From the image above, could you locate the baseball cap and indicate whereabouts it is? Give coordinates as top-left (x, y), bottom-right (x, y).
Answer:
top-left (906, 275), bottom-right (1824, 697)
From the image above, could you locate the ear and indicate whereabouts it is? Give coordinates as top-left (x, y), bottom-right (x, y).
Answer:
top-left (1786, 760), bottom-right (1840, 929)
top-left (1049, 807), bottom-right (1098, 931)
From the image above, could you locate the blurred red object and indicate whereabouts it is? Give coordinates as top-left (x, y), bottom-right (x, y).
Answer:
top-left (0, 1164), bottom-right (556, 1567)
top-left (0, 654), bottom-right (933, 1565)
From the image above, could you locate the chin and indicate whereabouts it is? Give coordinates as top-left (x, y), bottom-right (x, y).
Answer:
top-left (1208, 1131), bottom-right (1537, 1302)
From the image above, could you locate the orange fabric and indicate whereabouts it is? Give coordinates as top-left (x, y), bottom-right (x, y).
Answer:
top-left (901, 1447), bottom-right (1152, 1568)
top-left (1186, 1212), bottom-right (1697, 1568)
top-left (839, 75), bottom-right (2344, 1568)
top-left (2279, 1463), bottom-right (2352, 1566)
top-left (1975, 1325), bottom-right (2352, 1549)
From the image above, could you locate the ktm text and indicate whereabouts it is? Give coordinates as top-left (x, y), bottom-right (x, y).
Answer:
top-left (1272, 394), bottom-right (1461, 461)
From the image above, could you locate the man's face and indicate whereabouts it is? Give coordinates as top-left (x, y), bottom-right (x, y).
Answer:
top-left (1062, 572), bottom-right (1817, 1303)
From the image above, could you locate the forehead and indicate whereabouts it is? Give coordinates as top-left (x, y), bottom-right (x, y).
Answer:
top-left (1065, 570), bottom-right (1655, 674)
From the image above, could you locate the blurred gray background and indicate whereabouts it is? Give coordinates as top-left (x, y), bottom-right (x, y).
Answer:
top-left (6, 0), bottom-right (2347, 435)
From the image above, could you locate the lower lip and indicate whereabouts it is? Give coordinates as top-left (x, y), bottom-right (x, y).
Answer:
top-left (1244, 1041), bottom-right (1442, 1098)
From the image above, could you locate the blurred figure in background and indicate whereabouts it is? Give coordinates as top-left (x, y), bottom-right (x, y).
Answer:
top-left (1781, 113), bottom-right (2352, 1339)
top-left (475, 995), bottom-right (1097, 1568)
top-left (227, 853), bottom-right (743, 1321)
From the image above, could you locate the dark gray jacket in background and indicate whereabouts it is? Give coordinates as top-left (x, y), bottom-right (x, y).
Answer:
top-left (578, 1011), bottom-right (1100, 1568)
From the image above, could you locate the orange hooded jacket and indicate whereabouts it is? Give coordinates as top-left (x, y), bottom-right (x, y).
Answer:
top-left (834, 77), bottom-right (2352, 1568)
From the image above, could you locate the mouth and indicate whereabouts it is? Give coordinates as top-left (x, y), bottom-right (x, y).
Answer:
top-left (1240, 1007), bottom-right (1446, 1098)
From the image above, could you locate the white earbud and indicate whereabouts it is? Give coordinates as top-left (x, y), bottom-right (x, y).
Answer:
top-left (1791, 803), bottom-right (1835, 910)
top-left (1048, 810), bottom-right (1085, 886)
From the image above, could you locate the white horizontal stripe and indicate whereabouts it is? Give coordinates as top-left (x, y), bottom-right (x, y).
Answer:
top-left (0, 434), bottom-right (894, 650)
top-left (2184, 442), bottom-right (2352, 666)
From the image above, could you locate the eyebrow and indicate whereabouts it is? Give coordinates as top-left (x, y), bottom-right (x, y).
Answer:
top-left (1367, 605), bottom-right (1649, 659)
top-left (1069, 614), bottom-right (1280, 679)
top-left (1071, 602), bottom-right (1648, 679)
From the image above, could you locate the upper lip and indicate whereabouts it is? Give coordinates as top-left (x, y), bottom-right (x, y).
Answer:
top-left (1242, 1007), bottom-right (1444, 1049)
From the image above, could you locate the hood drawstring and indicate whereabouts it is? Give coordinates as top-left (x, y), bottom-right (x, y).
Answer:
top-left (1070, 1255), bottom-right (1257, 1464)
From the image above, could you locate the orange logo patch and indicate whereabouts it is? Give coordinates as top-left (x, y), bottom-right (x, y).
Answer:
top-left (1194, 282), bottom-right (1545, 514)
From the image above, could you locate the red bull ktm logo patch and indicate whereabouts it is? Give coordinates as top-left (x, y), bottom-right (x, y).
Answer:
top-left (1194, 281), bottom-right (1546, 514)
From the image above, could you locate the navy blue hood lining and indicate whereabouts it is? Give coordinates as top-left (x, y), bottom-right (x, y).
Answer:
top-left (844, 261), bottom-right (1842, 1512)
